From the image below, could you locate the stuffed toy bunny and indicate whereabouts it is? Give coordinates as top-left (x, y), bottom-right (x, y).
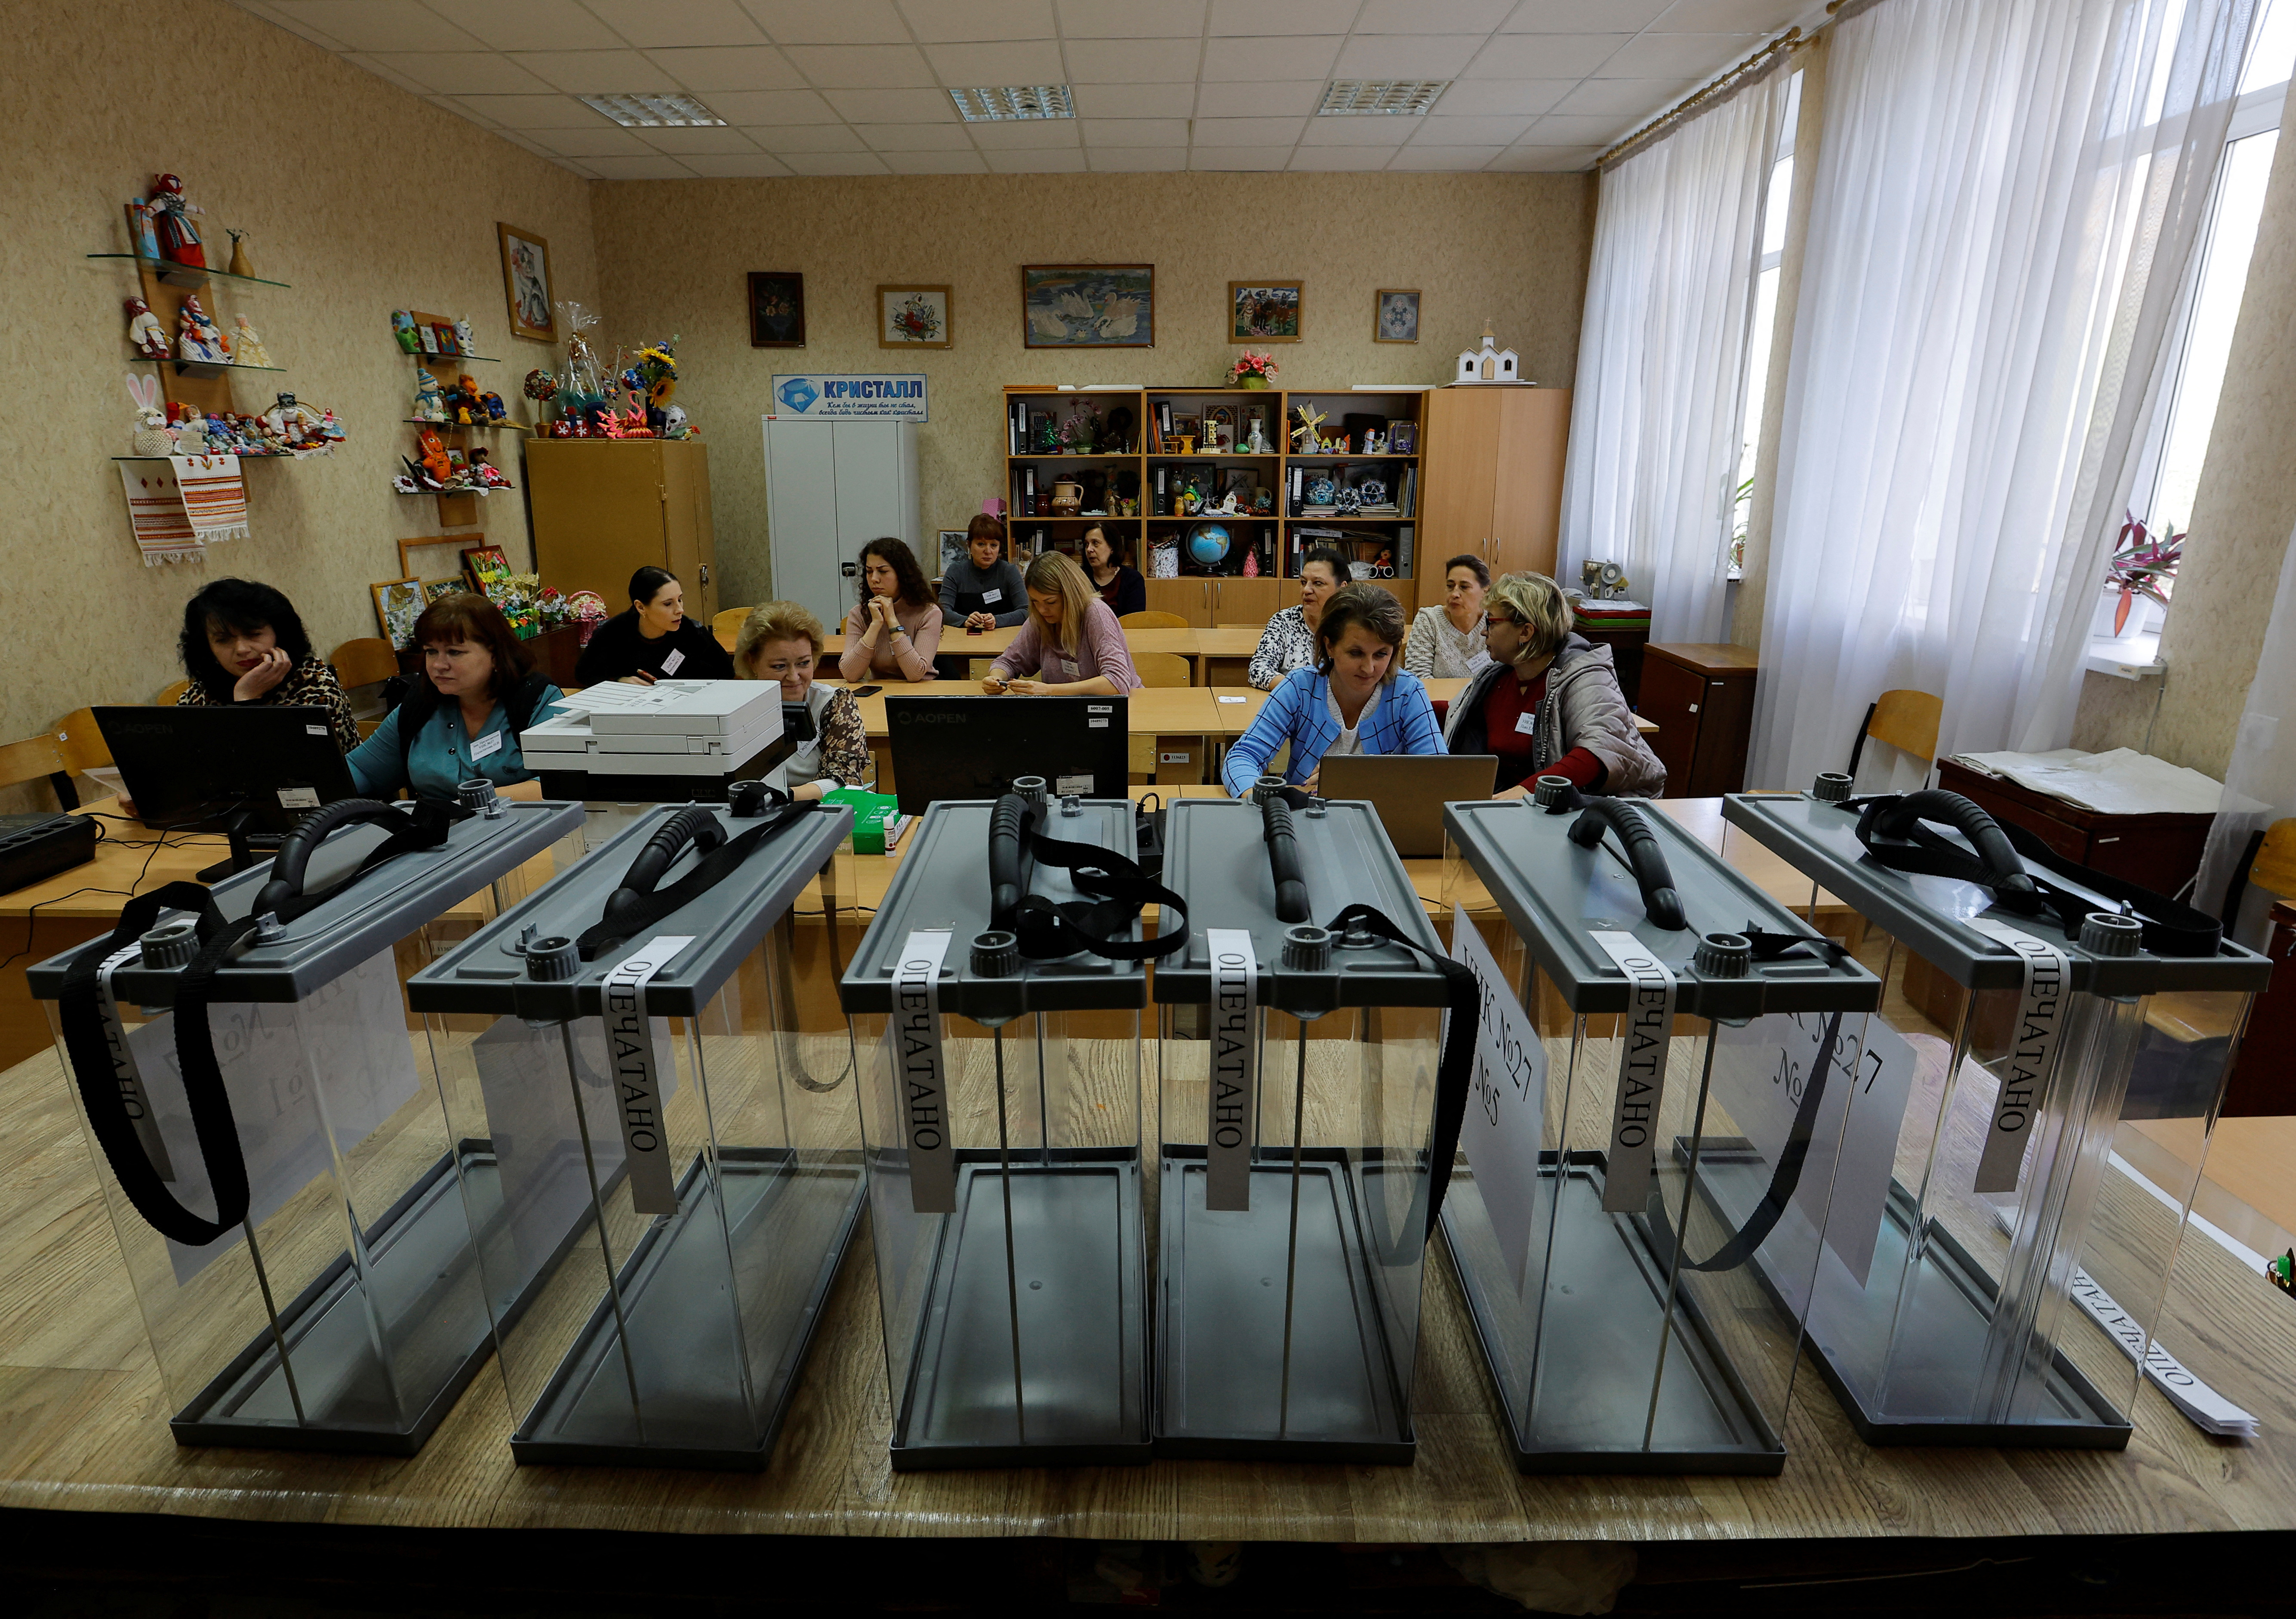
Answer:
top-left (126, 373), bottom-right (174, 456)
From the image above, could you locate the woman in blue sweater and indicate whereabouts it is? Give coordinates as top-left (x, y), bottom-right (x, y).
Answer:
top-left (348, 593), bottom-right (564, 800)
top-left (1221, 583), bottom-right (1443, 795)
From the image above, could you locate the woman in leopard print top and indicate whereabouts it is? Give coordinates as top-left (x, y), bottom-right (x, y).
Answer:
top-left (175, 578), bottom-right (359, 753)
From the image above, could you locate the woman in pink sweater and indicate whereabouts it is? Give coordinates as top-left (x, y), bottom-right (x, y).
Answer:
top-left (837, 536), bottom-right (942, 682)
top-left (982, 551), bottom-right (1141, 696)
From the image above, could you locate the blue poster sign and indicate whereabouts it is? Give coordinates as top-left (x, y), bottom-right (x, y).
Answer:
top-left (769, 373), bottom-right (928, 421)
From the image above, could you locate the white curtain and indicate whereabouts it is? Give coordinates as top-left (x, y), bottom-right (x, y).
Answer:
top-left (1559, 65), bottom-right (1792, 642)
top-left (1748, 0), bottom-right (2259, 794)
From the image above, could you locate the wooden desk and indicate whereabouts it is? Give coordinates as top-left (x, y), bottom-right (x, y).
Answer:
top-left (1194, 625), bottom-right (1265, 686)
top-left (1211, 682), bottom-right (1651, 740)
top-left (822, 627), bottom-right (1020, 663)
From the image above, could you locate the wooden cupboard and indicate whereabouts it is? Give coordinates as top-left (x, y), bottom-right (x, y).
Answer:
top-left (1420, 387), bottom-right (1571, 581)
top-left (1143, 577), bottom-right (1282, 628)
top-left (1637, 642), bottom-right (1758, 796)
top-left (525, 439), bottom-right (719, 620)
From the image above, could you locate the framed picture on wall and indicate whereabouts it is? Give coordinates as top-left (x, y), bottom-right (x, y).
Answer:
top-left (372, 579), bottom-right (425, 648)
top-left (939, 529), bottom-right (972, 577)
top-left (398, 534), bottom-right (474, 580)
top-left (497, 223), bottom-right (557, 343)
top-left (462, 544), bottom-right (511, 594)
top-left (1229, 280), bottom-right (1303, 343)
top-left (749, 271), bottom-right (806, 348)
top-left (1374, 288), bottom-right (1421, 343)
top-left (878, 284), bottom-right (952, 349)
top-left (1021, 264), bottom-right (1154, 348)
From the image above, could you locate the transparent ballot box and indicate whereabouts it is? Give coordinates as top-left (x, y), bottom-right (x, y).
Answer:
top-left (1440, 794), bottom-right (1880, 1474)
top-left (1722, 786), bottom-right (2268, 1447)
top-left (407, 796), bottom-right (860, 1469)
top-left (1154, 795), bottom-right (1457, 1463)
top-left (30, 795), bottom-right (581, 1452)
top-left (840, 796), bottom-right (1154, 1469)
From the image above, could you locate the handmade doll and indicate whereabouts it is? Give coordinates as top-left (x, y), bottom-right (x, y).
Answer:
top-left (417, 426), bottom-right (452, 484)
top-left (126, 374), bottom-right (173, 456)
top-left (231, 314), bottom-right (273, 368)
top-left (413, 367), bottom-right (446, 422)
top-left (148, 174), bottom-right (205, 268)
top-left (176, 295), bottom-right (228, 363)
top-left (123, 296), bottom-right (169, 358)
top-left (392, 311), bottom-right (421, 354)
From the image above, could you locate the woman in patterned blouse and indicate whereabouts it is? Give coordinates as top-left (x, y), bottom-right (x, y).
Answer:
top-left (736, 601), bottom-right (871, 799)
top-left (1247, 547), bottom-right (1349, 691)
top-left (174, 578), bottom-right (358, 752)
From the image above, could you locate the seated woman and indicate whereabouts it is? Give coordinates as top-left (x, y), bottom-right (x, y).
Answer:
top-left (982, 551), bottom-right (1141, 697)
top-left (175, 577), bottom-right (357, 751)
top-left (1404, 554), bottom-right (1493, 678)
top-left (1441, 571), bottom-right (1665, 798)
top-left (838, 536), bottom-right (943, 683)
top-left (1081, 523), bottom-right (1147, 618)
top-left (735, 601), bottom-right (870, 802)
top-left (1246, 547), bottom-right (1348, 691)
top-left (348, 593), bottom-right (564, 801)
top-left (1222, 583), bottom-right (1442, 796)
top-left (938, 513), bottom-right (1028, 632)
top-left (573, 565), bottom-right (734, 686)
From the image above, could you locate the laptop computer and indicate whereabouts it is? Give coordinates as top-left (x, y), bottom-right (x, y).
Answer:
top-left (883, 694), bottom-right (1130, 817)
top-left (1315, 753), bottom-right (1499, 857)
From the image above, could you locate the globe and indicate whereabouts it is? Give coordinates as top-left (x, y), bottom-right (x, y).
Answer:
top-left (1186, 523), bottom-right (1232, 569)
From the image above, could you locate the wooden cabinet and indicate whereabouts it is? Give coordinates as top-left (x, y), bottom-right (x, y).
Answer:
top-left (1934, 760), bottom-right (2215, 896)
top-left (1357, 576), bottom-right (1416, 619)
top-left (1638, 642), bottom-right (1758, 797)
top-left (1421, 387), bottom-right (1571, 581)
top-left (1142, 577), bottom-right (1282, 627)
top-left (526, 440), bottom-right (718, 620)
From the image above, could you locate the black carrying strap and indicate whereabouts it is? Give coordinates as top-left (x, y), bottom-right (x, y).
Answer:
top-left (1848, 789), bottom-right (2220, 956)
top-left (1319, 902), bottom-right (1480, 1260)
top-left (1680, 1009), bottom-right (1847, 1274)
top-left (991, 795), bottom-right (1188, 963)
top-left (52, 802), bottom-right (460, 1247)
top-left (576, 794), bottom-right (822, 962)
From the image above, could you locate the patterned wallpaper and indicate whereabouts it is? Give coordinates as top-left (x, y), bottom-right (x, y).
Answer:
top-left (589, 172), bottom-right (1595, 609)
top-left (4, 0), bottom-right (596, 790)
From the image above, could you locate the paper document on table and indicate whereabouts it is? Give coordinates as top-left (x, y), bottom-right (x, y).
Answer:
top-left (1948, 748), bottom-right (2223, 817)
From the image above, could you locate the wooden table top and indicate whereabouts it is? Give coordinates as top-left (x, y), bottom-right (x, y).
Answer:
top-left (1, 796), bottom-right (2289, 1540)
top-left (1192, 626), bottom-right (1270, 657)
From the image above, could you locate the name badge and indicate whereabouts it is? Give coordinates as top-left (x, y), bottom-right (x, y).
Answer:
top-left (982, 588), bottom-right (1003, 604)
top-left (601, 936), bottom-right (695, 1216)
top-left (1513, 711), bottom-right (1537, 736)
top-left (661, 647), bottom-right (686, 676)
top-left (469, 729), bottom-right (504, 761)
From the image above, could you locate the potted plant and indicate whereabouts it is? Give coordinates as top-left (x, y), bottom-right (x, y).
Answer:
top-left (2102, 511), bottom-right (2182, 636)
top-left (1228, 350), bottom-right (1278, 390)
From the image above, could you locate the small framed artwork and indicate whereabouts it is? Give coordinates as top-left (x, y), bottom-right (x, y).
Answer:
top-left (749, 271), bottom-right (806, 348)
top-left (1388, 421), bottom-right (1418, 455)
top-left (1204, 405), bottom-right (1235, 453)
top-left (1222, 469), bottom-right (1257, 503)
top-left (498, 222), bottom-right (557, 342)
top-left (1021, 264), bottom-right (1154, 348)
top-left (398, 534), bottom-right (472, 580)
top-left (372, 579), bottom-right (425, 648)
top-left (462, 543), bottom-right (511, 594)
top-left (878, 284), bottom-right (952, 349)
top-left (1229, 281), bottom-right (1303, 343)
top-left (421, 577), bottom-right (462, 604)
top-left (938, 529), bottom-right (972, 576)
top-left (430, 322), bottom-right (459, 357)
top-left (1373, 288), bottom-right (1421, 343)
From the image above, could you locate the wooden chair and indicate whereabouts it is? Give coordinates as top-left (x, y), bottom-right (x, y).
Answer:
top-left (329, 637), bottom-right (401, 690)
top-left (1847, 689), bottom-right (1943, 786)
top-left (156, 678), bottom-right (191, 706)
top-left (1132, 652), bottom-right (1191, 688)
top-left (714, 607), bottom-right (752, 652)
top-left (49, 708), bottom-right (116, 810)
top-left (1120, 611), bottom-right (1189, 629)
top-left (0, 730), bottom-right (73, 809)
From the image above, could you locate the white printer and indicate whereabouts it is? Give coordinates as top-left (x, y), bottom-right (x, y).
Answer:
top-left (521, 681), bottom-right (790, 798)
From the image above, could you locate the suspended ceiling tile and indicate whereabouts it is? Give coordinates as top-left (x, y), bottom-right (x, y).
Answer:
top-left (1467, 31), bottom-right (1628, 76)
top-left (1056, 0), bottom-right (1207, 39)
top-left (737, 0), bottom-right (910, 43)
top-left (880, 149), bottom-right (994, 172)
top-left (743, 123), bottom-right (871, 151)
top-left (853, 122), bottom-right (979, 150)
top-left (423, 0), bottom-right (629, 52)
top-left (1196, 79), bottom-right (1324, 117)
top-left (1332, 34), bottom-right (1488, 78)
top-left (675, 151), bottom-right (800, 176)
top-left (1385, 143), bottom-right (1508, 169)
top-left (1500, 0), bottom-right (1669, 28)
top-left (1206, 0), bottom-right (1357, 34)
top-left (706, 87), bottom-right (840, 120)
top-left (1411, 113), bottom-right (1537, 144)
top-left (896, 0), bottom-right (1057, 40)
top-left (1287, 145), bottom-right (1403, 169)
top-left (635, 125), bottom-right (766, 153)
top-left (509, 49), bottom-right (683, 92)
top-left (1193, 115), bottom-right (1308, 144)
top-left (984, 147), bottom-right (1090, 171)
top-left (1080, 117), bottom-right (1195, 145)
top-left (584, 0), bottom-right (769, 48)
top-left (269, 0), bottom-right (482, 52)
top-left (453, 92), bottom-right (616, 128)
top-left (1072, 82), bottom-right (1197, 116)
top-left (923, 40), bottom-right (1068, 85)
top-left (1189, 144), bottom-right (1294, 169)
top-left (1201, 35), bottom-right (1341, 80)
top-left (577, 153), bottom-right (702, 178)
top-left (642, 46), bottom-right (805, 90)
top-left (1064, 37), bottom-right (1203, 81)
top-left (778, 43), bottom-right (938, 86)
top-left (779, 150), bottom-right (897, 173)
top-left (1087, 145), bottom-right (1193, 170)
top-left (367, 50), bottom-right (557, 93)
top-left (1356, 0), bottom-right (1516, 31)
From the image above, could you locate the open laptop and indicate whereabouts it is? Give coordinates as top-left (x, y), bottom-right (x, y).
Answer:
top-left (1316, 753), bottom-right (1499, 857)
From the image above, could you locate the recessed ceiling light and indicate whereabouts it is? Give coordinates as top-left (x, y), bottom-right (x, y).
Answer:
top-left (950, 85), bottom-right (1074, 121)
top-left (580, 93), bottom-right (725, 127)
top-left (1318, 80), bottom-right (1448, 116)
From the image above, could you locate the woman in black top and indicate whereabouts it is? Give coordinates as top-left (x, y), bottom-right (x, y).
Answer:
top-left (573, 566), bottom-right (735, 685)
top-left (1082, 523), bottom-right (1147, 617)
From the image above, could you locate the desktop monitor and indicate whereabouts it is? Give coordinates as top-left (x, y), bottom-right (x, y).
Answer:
top-left (95, 705), bottom-right (360, 875)
top-left (884, 695), bottom-right (1129, 817)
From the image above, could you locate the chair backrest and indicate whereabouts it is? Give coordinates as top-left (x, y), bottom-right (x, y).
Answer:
top-left (1132, 652), bottom-right (1191, 688)
top-left (713, 607), bottom-right (751, 652)
top-left (0, 731), bottom-right (68, 794)
top-left (1867, 689), bottom-right (1943, 762)
top-left (156, 678), bottom-right (191, 707)
top-left (1120, 611), bottom-right (1189, 629)
top-left (2249, 819), bottom-right (2296, 901)
top-left (328, 637), bottom-right (401, 690)
top-left (53, 707), bottom-right (114, 774)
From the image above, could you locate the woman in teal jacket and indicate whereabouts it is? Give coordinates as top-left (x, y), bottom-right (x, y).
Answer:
top-left (348, 593), bottom-right (564, 800)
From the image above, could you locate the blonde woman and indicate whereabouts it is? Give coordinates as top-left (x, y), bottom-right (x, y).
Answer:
top-left (983, 550), bottom-right (1141, 697)
top-left (736, 601), bottom-right (870, 800)
top-left (1441, 571), bottom-right (1665, 797)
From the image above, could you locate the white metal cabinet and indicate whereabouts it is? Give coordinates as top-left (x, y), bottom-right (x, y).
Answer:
top-left (761, 416), bottom-right (921, 630)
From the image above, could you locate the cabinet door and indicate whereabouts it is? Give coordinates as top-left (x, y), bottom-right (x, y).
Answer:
top-left (1361, 575), bottom-right (1416, 618)
top-left (1490, 389), bottom-right (1570, 579)
top-left (1213, 577), bottom-right (1282, 626)
top-left (763, 419), bottom-right (844, 630)
top-left (1689, 669), bottom-right (1756, 795)
top-left (527, 441), bottom-right (670, 605)
top-left (1143, 578), bottom-right (1212, 626)
top-left (1419, 389), bottom-right (1499, 560)
top-left (660, 441), bottom-right (716, 620)
top-left (1637, 655), bottom-right (1705, 799)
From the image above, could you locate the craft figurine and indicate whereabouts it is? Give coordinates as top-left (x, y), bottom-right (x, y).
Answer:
top-left (454, 316), bottom-right (476, 355)
top-left (124, 198), bottom-right (160, 260)
top-left (1290, 402), bottom-right (1326, 454)
top-left (1246, 418), bottom-right (1270, 455)
top-left (479, 390), bottom-right (506, 422)
top-left (226, 229), bottom-right (254, 279)
top-left (231, 314), bottom-right (273, 368)
top-left (147, 174), bottom-right (205, 268)
top-left (660, 403), bottom-right (689, 439)
top-left (416, 425), bottom-right (452, 484)
top-left (523, 367), bottom-right (557, 404)
top-left (1241, 547), bottom-right (1259, 577)
top-left (392, 311), bottom-right (422, 354)
top-left (470, 451), bottom-right (512, 489)
top-left (123, 296), bottom-right (169, 359)
top-left (1363, 429), bottom-right (1386, 454)
top-left (445, 373), bottom-right (483, 425)
top-left (413, 367), bottom-right (446, 422)
top-left (126, 374), bottom-right (173, 456)
top-left (176, 295), bottom-right (229, 364)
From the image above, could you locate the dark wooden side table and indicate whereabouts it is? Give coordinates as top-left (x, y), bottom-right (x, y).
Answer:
top-left (1637, 643), bottom-right (1758, 796)
top-left (1575, 626), bottom-right (1650, 705)
top-left (1934, 758), bottom-right (2214, 896)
